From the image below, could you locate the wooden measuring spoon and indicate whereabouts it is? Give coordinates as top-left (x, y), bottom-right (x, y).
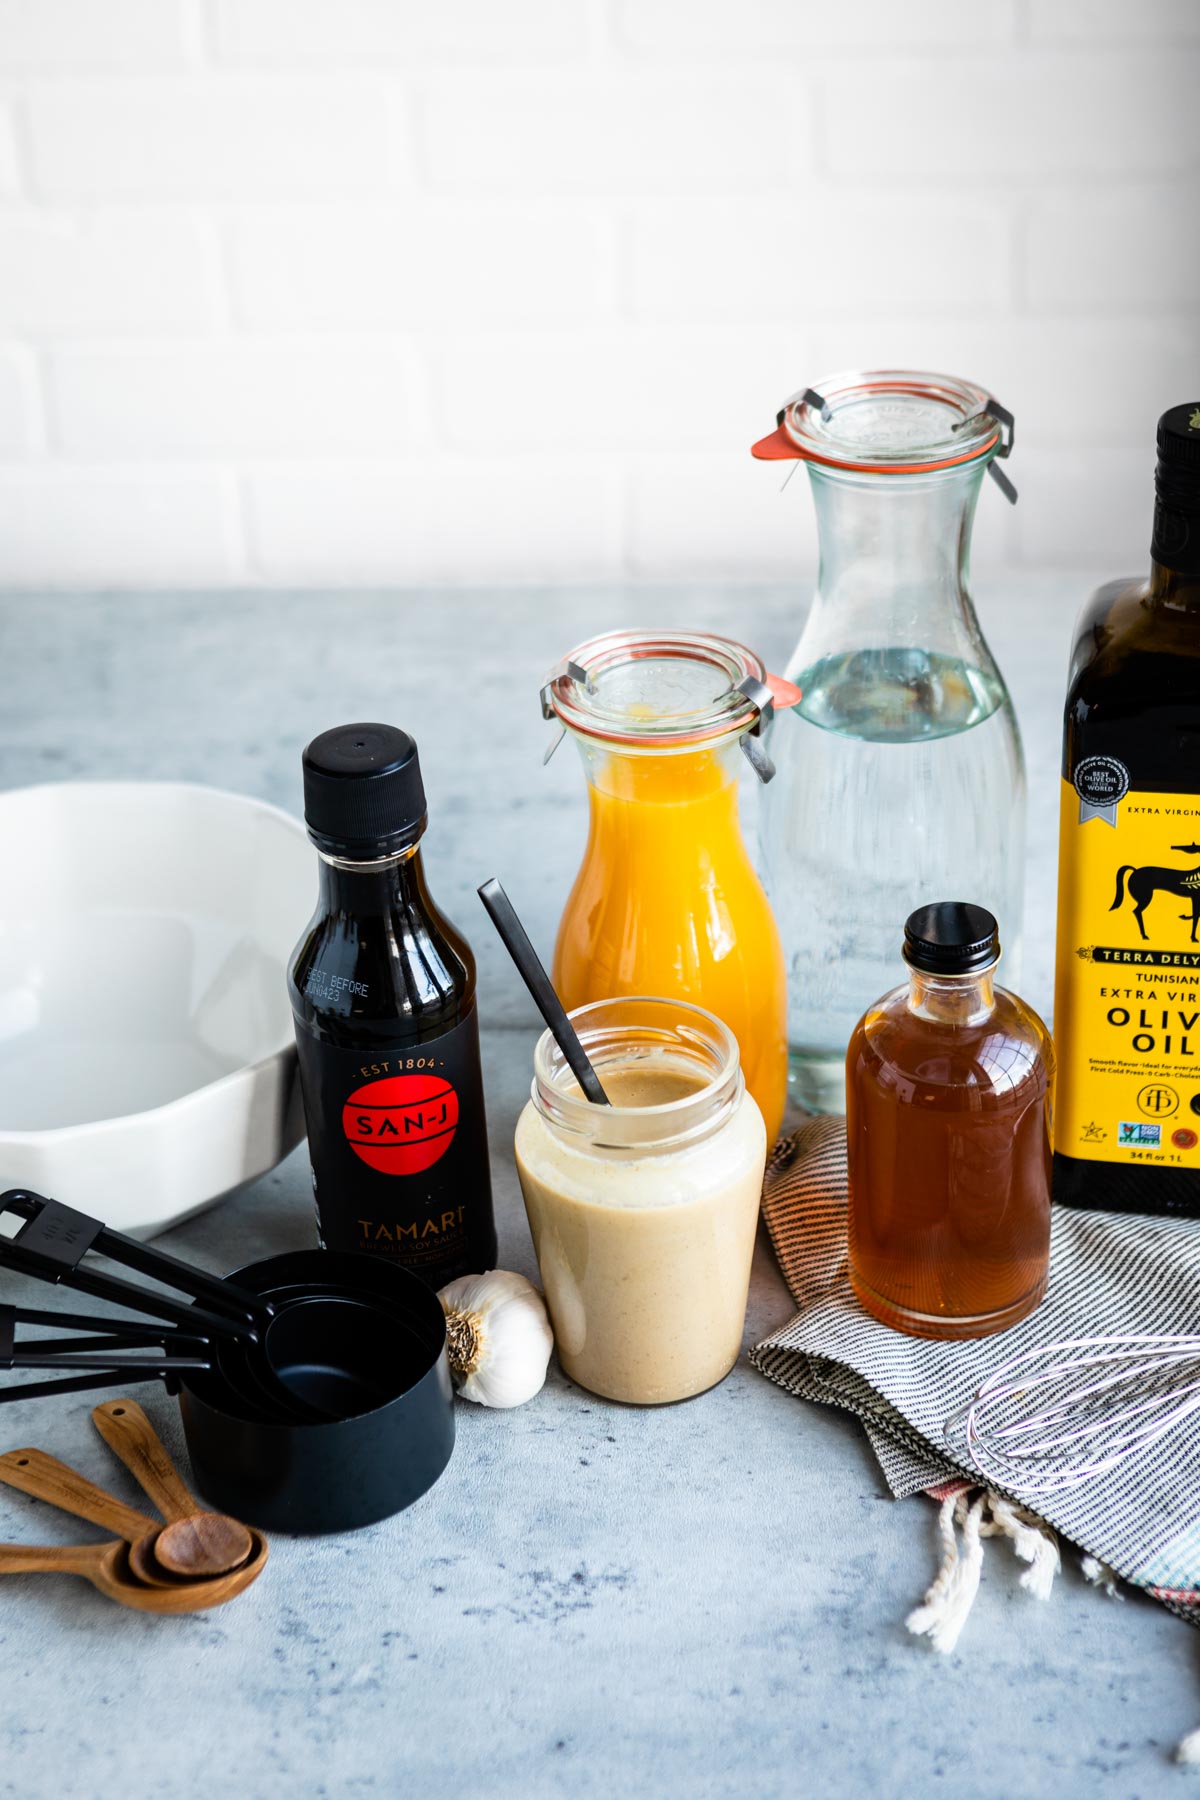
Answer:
top-left (92, 1399), bottom-right (253, 1578)
top-left (0, 1537), bottom-right (261, 1613)
top-left (0, 1446), bottom-right (176, 1589)
top-left (0, 1446), bottom-right (254, 1591)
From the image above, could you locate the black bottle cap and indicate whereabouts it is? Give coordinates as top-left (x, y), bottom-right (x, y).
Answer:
top-left (903, 902), bottom-right (1000, 976)
top-left (1157, 402), bottom-right (1200, 473)
top-left (1153, 404), bottom-right (1200, 576)
top-left (302, 723), bottom-right (427, 858)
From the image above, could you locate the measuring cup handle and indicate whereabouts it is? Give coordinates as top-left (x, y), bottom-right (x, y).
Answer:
top-left (0, 1447), bottom-right (157, 1542)
top-left (92, 1399), bottom-right (197, 1522)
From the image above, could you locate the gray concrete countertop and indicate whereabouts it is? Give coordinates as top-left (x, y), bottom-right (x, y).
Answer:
top-left (0, 582), bottom-right (1194, 1799)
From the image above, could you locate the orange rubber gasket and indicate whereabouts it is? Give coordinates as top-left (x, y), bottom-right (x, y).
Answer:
top-left (754, 375), bottom-right (1001, 472)
top-left (547, 633), bottom-right (792, 750)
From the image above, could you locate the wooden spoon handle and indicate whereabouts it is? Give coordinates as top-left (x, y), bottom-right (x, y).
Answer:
top-left (0, 1447), bottom-right (157, 1542)
top-left (0, 1540), bottom-right (108, 1575)
top-left (91, 1399), bottom-right (197, 1522)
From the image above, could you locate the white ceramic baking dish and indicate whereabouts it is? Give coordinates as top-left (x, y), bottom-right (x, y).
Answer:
top-left (0, 781), bottom-right (312, 1236)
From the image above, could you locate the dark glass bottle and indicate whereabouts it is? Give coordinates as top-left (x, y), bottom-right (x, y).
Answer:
top-left (288, 723), bottom-right (497, 1284)
top-left (1054, 404), bottom-right (1200, 1215)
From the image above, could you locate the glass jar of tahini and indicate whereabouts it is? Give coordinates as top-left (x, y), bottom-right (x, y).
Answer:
top-left (514, 996), bottom-right (767, 1405)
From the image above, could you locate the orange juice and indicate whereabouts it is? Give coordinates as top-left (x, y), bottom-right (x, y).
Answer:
top-left (545, 632), bottom-right (789, 1145)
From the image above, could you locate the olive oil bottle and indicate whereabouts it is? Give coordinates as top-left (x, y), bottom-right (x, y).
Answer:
top-left (1054, 403), bottom-right (1200, 1215)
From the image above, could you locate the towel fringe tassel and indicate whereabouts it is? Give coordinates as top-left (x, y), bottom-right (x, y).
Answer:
top-left (909, 1491), bottom-right (1200, 1764)
top-left (1080, 1554), bottom-right (1124, 1600)
top-left (906, 1486), bottom-right (1059, 1655)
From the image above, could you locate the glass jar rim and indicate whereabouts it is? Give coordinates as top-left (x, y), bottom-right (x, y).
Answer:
top-left (543, 629), bottom-right (768, 751)
top-left (759, 368), bottom-right (1003, 476)
top-left (531, 995), bottom-right (742, 1153)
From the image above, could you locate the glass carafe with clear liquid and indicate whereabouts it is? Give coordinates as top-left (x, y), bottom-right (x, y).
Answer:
top-left (754, 371), bottom-right (1026, 1114)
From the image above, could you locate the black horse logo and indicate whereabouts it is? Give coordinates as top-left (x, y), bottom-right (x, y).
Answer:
top-left (1110, 843), bottom-right (1200, 942)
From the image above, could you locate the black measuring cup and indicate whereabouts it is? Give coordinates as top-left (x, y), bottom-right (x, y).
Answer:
top-left (0, 1193), bottom-right (455, 1532)
top-left (183, 1251), bottom-right (454, 1533)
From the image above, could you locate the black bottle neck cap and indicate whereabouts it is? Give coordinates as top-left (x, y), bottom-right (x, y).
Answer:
top-left (1152, 402), bottom-right (1200, 577)
top-left (903, 902), bottom-right (1000, 976)
top-left (302, 723), bottom-right (427, 859)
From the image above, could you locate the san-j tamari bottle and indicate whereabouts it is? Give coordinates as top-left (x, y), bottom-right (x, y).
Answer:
top-left (288, 723), bottom-right (497, 1285)
top-left (753, 372), bottom-right (1026, 1116)
top-left (847, 904), bottom-right (1052, 1340)
top-left (1054, 403), bottom-right (1200, 1217)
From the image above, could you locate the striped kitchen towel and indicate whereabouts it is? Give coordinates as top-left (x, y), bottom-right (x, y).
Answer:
top-left (750, 1116), bottom-right (1200, 1631)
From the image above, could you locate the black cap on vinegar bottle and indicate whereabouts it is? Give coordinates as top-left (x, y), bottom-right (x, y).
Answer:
top-left (903, 902), bottom-right (1000, 975)
top-left (1152, 402), bottom-right (1200, 577)
top-left (302, 723), bottom-right (428, 858)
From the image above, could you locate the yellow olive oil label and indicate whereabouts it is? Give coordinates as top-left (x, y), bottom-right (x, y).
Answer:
top-left (1055, 775), bottom-right (1200, 1166)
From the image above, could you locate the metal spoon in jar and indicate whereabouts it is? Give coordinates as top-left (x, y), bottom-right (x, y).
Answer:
top-left (477, 878), bottom-right (611, 1105)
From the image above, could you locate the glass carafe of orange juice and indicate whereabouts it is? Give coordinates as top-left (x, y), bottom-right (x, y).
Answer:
top-left (542, 630), bottom-right (794, 1145)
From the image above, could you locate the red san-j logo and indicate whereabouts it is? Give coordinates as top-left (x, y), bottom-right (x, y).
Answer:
top-left (342, 1074), bottom-right (459, 1176)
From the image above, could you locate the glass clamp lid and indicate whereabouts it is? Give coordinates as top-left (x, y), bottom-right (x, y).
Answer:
top-left (539, 630), bottom-right (800, 783)
top-left (752, 369), bottom-right (1018, 503)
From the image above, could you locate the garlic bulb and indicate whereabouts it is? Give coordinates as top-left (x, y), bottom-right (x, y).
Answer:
top-left (438, 1270), bottom-right (554, 1408)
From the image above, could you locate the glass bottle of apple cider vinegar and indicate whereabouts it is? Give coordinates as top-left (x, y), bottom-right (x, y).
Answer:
top-left (1054, 404), bottom-right (1200, 1217)
top-left (847, 904), bottom-right (1052, 1340)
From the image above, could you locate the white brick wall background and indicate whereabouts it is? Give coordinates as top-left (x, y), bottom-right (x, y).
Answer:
top-left (0, 0), bottom-right (1196, 588)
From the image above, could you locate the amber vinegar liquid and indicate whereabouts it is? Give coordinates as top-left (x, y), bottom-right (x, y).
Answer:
top-left (847, 971), bottom-right (1052, 1339)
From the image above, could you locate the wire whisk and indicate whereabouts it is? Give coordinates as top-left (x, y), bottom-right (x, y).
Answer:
top-left (945, 1333), bottom-right (1200, 1497)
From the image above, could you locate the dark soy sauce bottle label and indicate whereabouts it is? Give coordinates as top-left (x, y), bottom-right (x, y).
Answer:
top-left (288, 723), bottom-right (497, 1286)
top-left (294, 1014), bottom-right (491, 1272)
